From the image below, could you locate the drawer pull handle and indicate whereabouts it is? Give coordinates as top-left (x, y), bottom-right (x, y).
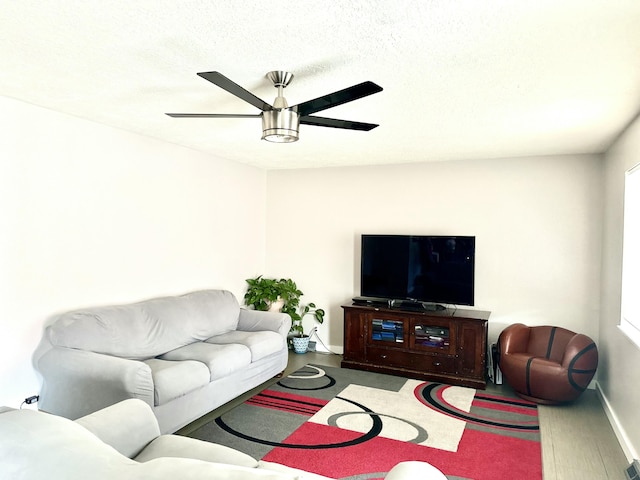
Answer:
top-left (433, 362), bottom-right (441, 366)
top-left (381, 355), bottom-right (387, 359)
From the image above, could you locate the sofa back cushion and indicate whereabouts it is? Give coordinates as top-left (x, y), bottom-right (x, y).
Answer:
top-left (47, 290), bottom-right (241, 360)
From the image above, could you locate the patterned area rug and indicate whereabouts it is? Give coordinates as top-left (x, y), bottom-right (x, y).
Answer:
top-left (188, 364), bottom-right (541, 480)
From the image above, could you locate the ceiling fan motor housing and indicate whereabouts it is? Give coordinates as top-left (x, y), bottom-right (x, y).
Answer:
top-left (262, 109), bottom-right (300, 143)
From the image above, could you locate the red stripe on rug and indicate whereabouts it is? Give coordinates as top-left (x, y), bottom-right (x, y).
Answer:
top-left (246, 389), bottom-right (327, 416)
top-left (415, 383), bottom-right (539, 432)
top-left (263, 421), bottom-right (542, 480)
top-left (472, 398), bottom-right (539, 417)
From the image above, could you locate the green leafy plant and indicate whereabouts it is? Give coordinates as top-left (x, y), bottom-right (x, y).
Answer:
top-left (244, 276), bottom-right (324, 337)
top-left (244, 276), bottom-right (296, 311)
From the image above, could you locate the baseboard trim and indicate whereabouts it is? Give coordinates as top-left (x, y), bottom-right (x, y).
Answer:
top-left (309, 335), bottom-right (343, 355)
top-left (314, 345), bottom-right (343, 355)
top-left (596, 381), bottom-right (638, 462)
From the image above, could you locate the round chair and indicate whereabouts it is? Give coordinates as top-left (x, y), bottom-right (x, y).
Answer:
top-left (497, 323), bottom-right (598, 404)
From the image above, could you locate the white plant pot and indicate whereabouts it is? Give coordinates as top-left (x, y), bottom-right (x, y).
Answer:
top-left (268, 299), bottom-right (284, 312)
top-left (292, 335), bottom-right (310, 354)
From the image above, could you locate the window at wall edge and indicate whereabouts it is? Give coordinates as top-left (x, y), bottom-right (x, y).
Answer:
top-left (619, 161), bottom-right (640, 349)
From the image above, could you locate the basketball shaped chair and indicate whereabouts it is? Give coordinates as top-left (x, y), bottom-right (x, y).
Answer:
top-left (497, 323), bottom-right (598, 404)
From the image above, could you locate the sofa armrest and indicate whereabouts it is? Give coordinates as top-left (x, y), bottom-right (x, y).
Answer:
top-left (36, 346), bottom-right (154, 420)
top-left (76, 399), bottom-right (160, 458)
top-left (136, 434), bottom-right (258, 468)
top-left (238, 309), bottom-right (292, 338)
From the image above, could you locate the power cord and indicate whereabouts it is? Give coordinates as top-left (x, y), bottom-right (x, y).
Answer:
top-left (309, 329), bottom-right (341, 355)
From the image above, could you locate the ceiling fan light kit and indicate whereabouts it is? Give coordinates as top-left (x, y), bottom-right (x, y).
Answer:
top-left (262, 109), bottom-right (300, 143)
top-left (166, 70), bottom-right (383, 143)
top-left (262, 71), bottom-right (299, 143)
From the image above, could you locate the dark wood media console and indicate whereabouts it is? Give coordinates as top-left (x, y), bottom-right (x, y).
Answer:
top-left (341, 304), bottom-right (490, 389)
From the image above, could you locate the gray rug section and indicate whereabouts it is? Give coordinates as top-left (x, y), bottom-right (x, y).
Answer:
top-left (188, 403), bottom-right (305, 459)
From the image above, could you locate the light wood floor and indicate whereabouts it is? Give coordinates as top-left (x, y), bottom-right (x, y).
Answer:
top-left (179, 352), bottom-right (629, 479)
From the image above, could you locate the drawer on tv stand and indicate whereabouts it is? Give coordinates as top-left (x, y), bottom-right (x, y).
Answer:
top-left (413, 354), bottom-right (456, 374)
top-left (365, 347), bottom-right (456, 375)
top-left (366, 347), bottom-right (414, 369)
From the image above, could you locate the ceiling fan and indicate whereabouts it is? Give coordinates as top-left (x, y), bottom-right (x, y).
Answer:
top-left (166, 71), bottom-right (383, 143)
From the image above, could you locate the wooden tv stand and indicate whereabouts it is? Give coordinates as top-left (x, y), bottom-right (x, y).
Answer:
top-left (341, 304), bottom-right (490, 389)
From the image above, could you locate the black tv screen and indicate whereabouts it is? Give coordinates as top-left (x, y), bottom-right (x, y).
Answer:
top-left (360, 234), bottom-right (475, 306)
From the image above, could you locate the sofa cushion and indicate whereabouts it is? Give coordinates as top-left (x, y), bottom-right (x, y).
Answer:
top-left (205, 331), bottom-right (284, 362)
top-left (159, 342), bottom-right (251, 381)
top-left (47, 290), bottom-right (241, 360)
top-left (144, 359), bottom-right (211, 406)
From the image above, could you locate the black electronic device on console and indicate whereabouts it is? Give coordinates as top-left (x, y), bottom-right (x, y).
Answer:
top-left (352, 296), bottom-right (390, 307)
top-left (359, 234), bottom-right (475, 310)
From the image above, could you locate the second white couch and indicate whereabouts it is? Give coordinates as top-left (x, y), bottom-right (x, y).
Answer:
top-left (33, 289), bottom-right (291, 433)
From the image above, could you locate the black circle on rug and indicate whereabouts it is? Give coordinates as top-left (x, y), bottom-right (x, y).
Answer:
top-left (214, 396), bottom-right (383, 449)
top-left (416, 382), bottom-right (539, 431)
top-left (276, 365), bottom-right (337, 391)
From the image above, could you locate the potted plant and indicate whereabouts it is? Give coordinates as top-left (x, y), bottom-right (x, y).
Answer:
top-left (286, 301), bottom-right (325, 353)
top-left (244, 276), bottom-right (325, 353)
top-left (243, 276), bottom-right (298, 312)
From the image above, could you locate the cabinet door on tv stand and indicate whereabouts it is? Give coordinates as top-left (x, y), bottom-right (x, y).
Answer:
top-left (409, 318), bottom-right (456, 356)
top-left (367, 315), bottom-right (408, 348)
top-left (343, 309), bottom-right (366, 362)
top-left (456, 320), bottom-right (487, 379)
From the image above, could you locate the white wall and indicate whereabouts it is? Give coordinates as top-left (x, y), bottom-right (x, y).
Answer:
top-left (2, 94), bottom-right (627, 456)
top-left (266, 155), bottom-right (603, 354)
top-left (3, 93), bottom-right (628, 455)
top-left (600, 113), bottom-right (640, 461)
top-left (0, 96), bottom-right (267, 408)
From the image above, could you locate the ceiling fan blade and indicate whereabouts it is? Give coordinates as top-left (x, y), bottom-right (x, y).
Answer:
top-left (197, 71), bottom-right (273, 111)
top-left (294, 81), bottom-right (383, 116)
top-left (300, 115), bottom-right (379, 131)
top-left (166, 113), bottom-right (261, 118)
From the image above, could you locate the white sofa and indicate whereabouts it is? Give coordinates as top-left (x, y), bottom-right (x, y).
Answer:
top-left (33, 289), bottom-right (291, 433)
top-left (0, 399), bottom-right (447, 480)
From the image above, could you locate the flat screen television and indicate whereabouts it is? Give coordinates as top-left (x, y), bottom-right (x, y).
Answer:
top-left (360, 234), bottom-right (475, 307)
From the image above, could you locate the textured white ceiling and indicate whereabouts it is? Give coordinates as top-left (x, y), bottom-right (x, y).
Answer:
top-left (2, 1), bottom-right (640, 169)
